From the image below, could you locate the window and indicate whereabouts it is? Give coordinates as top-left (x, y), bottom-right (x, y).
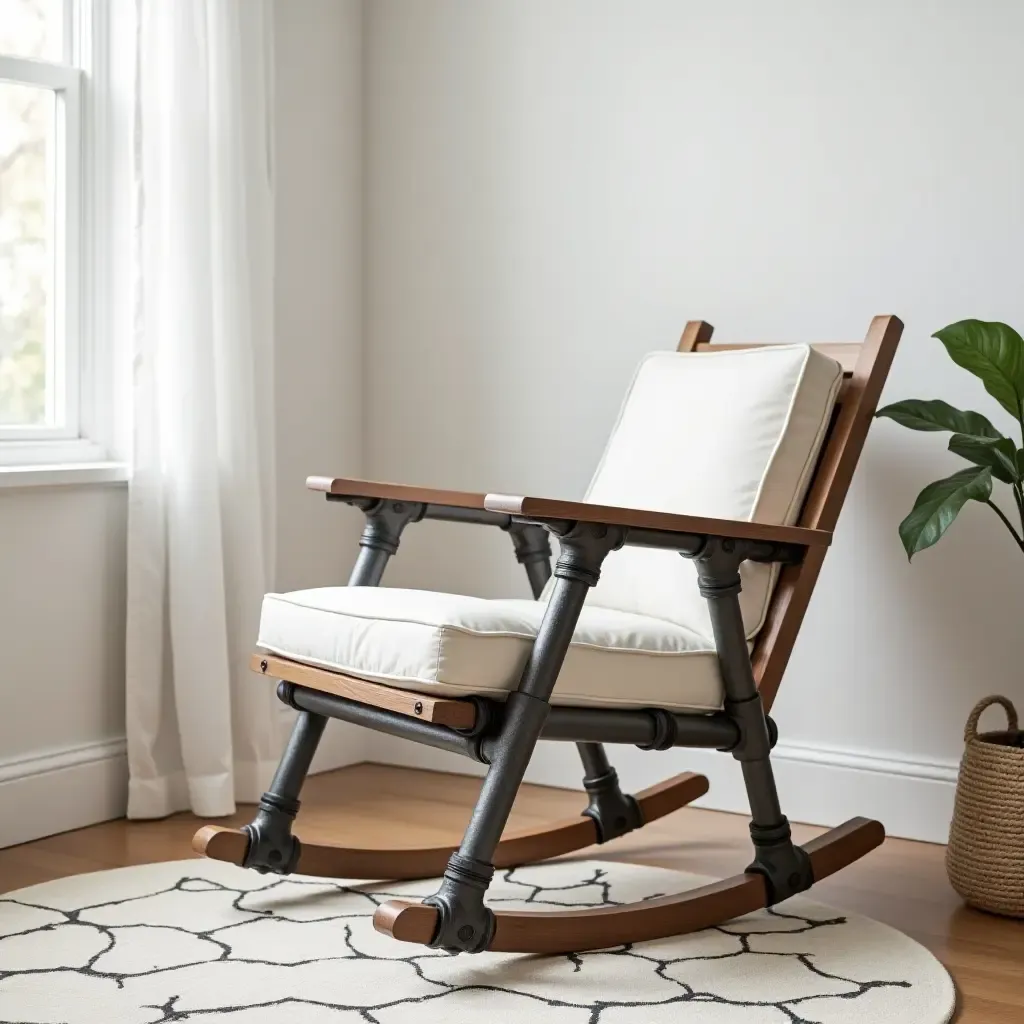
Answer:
top-left (0, 0), bottom-right (125, 475)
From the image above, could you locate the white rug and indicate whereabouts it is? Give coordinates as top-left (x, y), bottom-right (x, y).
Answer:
top-left (0, 857), bottom-right (955, 1023)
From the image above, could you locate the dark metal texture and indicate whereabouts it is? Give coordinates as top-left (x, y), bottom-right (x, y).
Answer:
top-left (580, 753), bottom-right (643, 843)
top-left (241, 498), bottom-right (419, 874)
top-left (424, 854), bottom-right (496, 953)
top-left (419, 504), bottom-right (511, 527)
top-left (427, 523), bottom-right (622, 952)
top-left (696, 540), bottom-right (812, 905)
top-left (576, 740), bottom-right (611, 779)
top-left (543, 706), bottom-right (741, 749)
top-left (241, 709), bottom-right (326, 874)
top-left (504, 522), bottom-right (553, 598)
top-left (508, 516), bottom-right (807, 565)
top-left (350, 499), bottom-right (427, 586)
top-left (327, 493), bottom-right (511, 528)
top-left (281, 683), bottom-right (487, 763)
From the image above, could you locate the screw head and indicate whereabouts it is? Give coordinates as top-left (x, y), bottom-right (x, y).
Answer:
top-left (414, 701), bottom-right (424, 715)
top-left (260, 659), bottom-right (268, 672)
top-left (457, 925), bottom-right (475, 942)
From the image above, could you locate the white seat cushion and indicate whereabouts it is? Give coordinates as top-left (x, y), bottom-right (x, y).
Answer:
top-left (578, 344), bottom-right (843, 640)
top-left (258, 587), bottom-right (723, 713)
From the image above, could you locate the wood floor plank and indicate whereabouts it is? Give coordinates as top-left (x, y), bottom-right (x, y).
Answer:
top-left (0, 762), bottom-right (1018, 1020)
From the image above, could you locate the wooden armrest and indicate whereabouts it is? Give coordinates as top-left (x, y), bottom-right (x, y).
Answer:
top-left (484, 494), bottom-right (831, 548)
top-left (307, 476), bottom-right (489, 510)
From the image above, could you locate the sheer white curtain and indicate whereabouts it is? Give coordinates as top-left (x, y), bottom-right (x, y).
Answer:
top-left (126, 0), bottom-right (281, 818)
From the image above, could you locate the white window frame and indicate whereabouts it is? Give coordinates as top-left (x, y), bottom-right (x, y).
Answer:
top-left (0, 0), bottom-right (128, 481)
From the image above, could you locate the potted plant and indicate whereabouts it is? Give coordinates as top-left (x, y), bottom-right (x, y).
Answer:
top-left (876, 319), bottom-right (1024, 558)
top-left (876, 318), bottom-right (1024, 917)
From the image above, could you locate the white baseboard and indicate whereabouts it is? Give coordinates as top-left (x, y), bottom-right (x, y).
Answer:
top-left (362, 734), bottom-right (959, 845)
top-left (0, 738), bottom-right (129, 849)
top-left (0, 730), bottom-right (956, 850)
top-left (0, 717), bottom-right (366, 851)
top-left (675, 740), bottom-right (958, 845)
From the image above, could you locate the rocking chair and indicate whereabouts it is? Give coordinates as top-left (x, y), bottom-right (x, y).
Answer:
top-left (194, 314), bottom-right (903, 955)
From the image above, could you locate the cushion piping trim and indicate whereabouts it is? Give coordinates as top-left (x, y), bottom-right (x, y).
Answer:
top-left (261, 595), bottom-right (713, 651)
top-left (254, 642), bottom-right (723, 712)
top-left (741, 349), bottom-right (844, 638)
top-left (261, 593), bottom-right (538, 639)
top-left (255, 634), bottom-right (718, 668)
top-left (578, 344), bottom-right (843, 640)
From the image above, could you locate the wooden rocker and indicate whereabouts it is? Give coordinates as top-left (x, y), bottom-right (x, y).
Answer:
top-left (194, 314), bottom-right (903, 955)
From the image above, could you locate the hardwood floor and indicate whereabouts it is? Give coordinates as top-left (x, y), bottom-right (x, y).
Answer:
top-left (1, 762), bottom-right (1021, 1020)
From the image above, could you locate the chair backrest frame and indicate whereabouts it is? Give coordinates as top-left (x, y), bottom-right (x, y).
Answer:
top-left (679, 314), bottom-right (904, 712)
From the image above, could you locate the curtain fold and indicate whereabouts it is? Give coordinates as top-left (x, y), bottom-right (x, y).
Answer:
top-left (126, 0), bottom-right (280, 819)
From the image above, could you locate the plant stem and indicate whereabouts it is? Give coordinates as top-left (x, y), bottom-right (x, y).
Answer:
top-left (986, 498), bottom-right (1024, 552)
top-left (1014, 483), bottom-right (1024, 536)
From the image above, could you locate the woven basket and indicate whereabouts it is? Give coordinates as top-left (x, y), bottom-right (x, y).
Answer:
top-left (946, 695), bottom-right (1024, 917)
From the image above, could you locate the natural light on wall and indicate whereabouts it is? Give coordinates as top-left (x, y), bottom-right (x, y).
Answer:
top-left (0, 0), bottom-right (76, 433)
top-left (0, 0), bottom-right (129, 480)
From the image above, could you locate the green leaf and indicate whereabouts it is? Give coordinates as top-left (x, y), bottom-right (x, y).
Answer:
top-left (899, 466), bottom-right (993, 559)
top-left (933, 320), bottom-right (1024, 419)
top-left (874, 398), bottom-right (1003, 438)
top-left (948, 433), bottom-right (1019, 483)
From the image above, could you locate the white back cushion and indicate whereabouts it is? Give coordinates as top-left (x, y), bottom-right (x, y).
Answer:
top-left (579, 345), bottom-right (843, 641)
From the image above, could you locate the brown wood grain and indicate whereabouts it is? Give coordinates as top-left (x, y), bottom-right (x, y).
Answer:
top-left (486, 872), bottom-right (768, 954)
top-left (306, 475), bottom-right (490, 509)
top-left (805, 816), bottom-right (887, 880)
top-left (483, 494), bottom-right (832, 548)
top-left (633, 770), bottom-right (710, 821)
top-left (304, 317), bottom-right (902, 723)
top-left (373, 875), bottom-right (768, 955)
top-left (193, 771), bottom-right (709, 880)
top-left (192, 825), bottom-right (247, 863)
top-left (677, 319), bottom-right (715, 352)
top-left (374, 901), bottom-right (439, 944)
top-left (374, 814), bottom-right (884, 954)
top-left (3, 762), bottom-right (1017, 1019)
top-left (694, 340), bottom-right (863, 373)
top-left (752, 314), bottom-right (904, 710)
top-left (251, 653), bottom-right (478, 730)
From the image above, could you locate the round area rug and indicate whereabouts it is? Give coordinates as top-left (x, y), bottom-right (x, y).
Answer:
top-left (0, 858), bottom-right (954, 1023)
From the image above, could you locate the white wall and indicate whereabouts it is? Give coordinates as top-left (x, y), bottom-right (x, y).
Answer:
top-left (363, 0), bottom-right (1024, 842)
top-left (0, 0), bottom-right (366, 847)
top-left (273, 0), bottom-right (366, 772)
top-left (0, 485), bottom-right (130, 846)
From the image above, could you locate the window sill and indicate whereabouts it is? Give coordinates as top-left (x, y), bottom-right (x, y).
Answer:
top-left (0, 462), bottom-right (130, 489)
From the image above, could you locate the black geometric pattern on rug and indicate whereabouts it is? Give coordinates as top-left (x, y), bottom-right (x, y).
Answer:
top-left (0, 860), bottom-right (924, 1023)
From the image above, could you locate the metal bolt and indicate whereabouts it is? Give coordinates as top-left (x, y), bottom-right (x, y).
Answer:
top-left (260, 659), bottom-right (268, 672)
top-left (414, 702), bottom-right (424, 715)
top-left (457, 925), bottom-right (475, 942)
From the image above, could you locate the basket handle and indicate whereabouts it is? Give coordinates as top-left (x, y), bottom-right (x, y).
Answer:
top-left (965, 695), bottom-right (1019, 741)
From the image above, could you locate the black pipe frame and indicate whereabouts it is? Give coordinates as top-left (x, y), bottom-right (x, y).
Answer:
top-left (325, 495), bottom-right (807, 566)
top-left (276, 681), bottom-right (744, 758)
top-left (245, 492), bottom-right (811, 951)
